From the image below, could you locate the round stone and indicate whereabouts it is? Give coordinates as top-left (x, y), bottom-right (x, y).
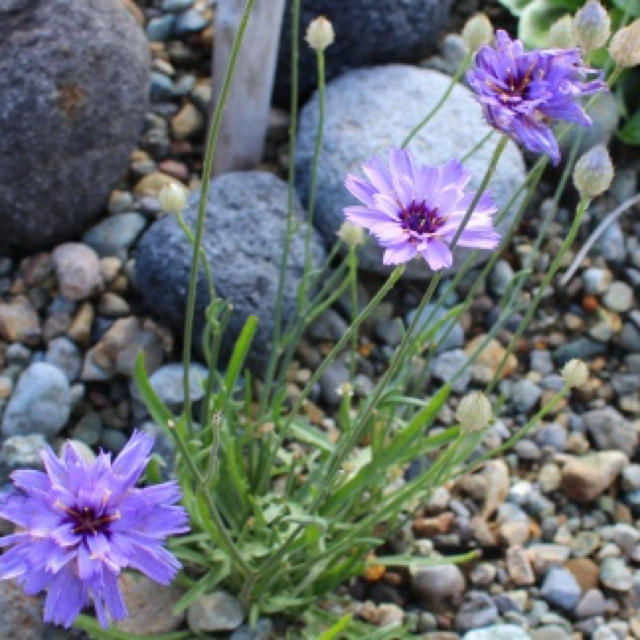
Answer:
top-left (1, 362), bottom-right (71, 438)
top-left (135, 172), bottom-right (325, 369)
top-left (0, 0), bottom-right (149, 251)
top-left (275, 0), bottom-right (452, 104)
top-left (296, 65), bottom-right (526, 280)
top-left (187, 591), bottom-right (244, 633)
top-left (602, 281), bottom-right (634, 313)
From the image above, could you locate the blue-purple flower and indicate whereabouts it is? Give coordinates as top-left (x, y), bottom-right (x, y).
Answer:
top-left (466, 29), bottom-right (606, 164)
top-left (344, 149), bottom-right (500, 270)
top-left (0, 432), bottom-right (189, 628)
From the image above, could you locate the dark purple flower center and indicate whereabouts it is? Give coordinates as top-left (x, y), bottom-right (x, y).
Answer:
top-left (399, 201), bottom-right (443, 237)
top-left (58, 502), bottom-right (120, 536)
top-left (490, 62), bottom-right (537, 102)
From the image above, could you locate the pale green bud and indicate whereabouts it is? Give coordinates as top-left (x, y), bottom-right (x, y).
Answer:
top-left (609, 19), bottom-right (640, 69)
top-left (573, 145), bottom-right (614, 198)
top-left (305, 16), bottom-right (334, 52)
top-left (549, 14), bottom-right (577, 49)
top-left (461, 13), bottom-right (493, 52)
top-left (572, 0), bottom-right (611, 53)
top-left (456, 391), bottom-right (492, 433)
top-left (158, 182), bottom-right (188, 214)
top-left (561, 359), bottom-right (589, 388)
top-left (337, 221), bottom-right (365, 247)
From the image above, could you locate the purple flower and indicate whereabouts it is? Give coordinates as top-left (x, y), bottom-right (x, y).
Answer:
top-left (344, 149), bottom-right (500, 270)
top-left (0, 432), bottom-right (189, 628)
top-left (466, 29), bottom-right (606, 165)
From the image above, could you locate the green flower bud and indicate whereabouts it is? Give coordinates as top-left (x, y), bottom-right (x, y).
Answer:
top-left (573, 145), bottom-right (614, 198)
top-left (572, 0), bottom-right (611, 53)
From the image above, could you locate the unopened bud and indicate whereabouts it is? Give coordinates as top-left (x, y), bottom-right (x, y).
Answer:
top-left (462, 13), bottom-right (493, 52)
top-left (158, 182), bottom-right (188, 214)
top-left (572, 0), bottom-right (611, 53)
top-left (549, 14), bottom-right (577, 49)
top-left (456, 391), bottom-right (492, 433)
top-left (338, 221), bottom-right (365, 247)
top-left (573, 145), bottom-right (614, 198)
top-left (305, 16), bottom-right (334, 52)
top-left (561, 359), bottom-right (589, 388)
top-left (609, 19), bottom-right (640, 69)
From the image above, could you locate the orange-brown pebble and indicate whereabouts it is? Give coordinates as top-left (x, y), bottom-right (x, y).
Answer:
top-left (582, 295), bottom-right (599, 312)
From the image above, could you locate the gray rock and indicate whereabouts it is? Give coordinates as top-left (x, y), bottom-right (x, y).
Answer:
top-left (611, 373), bottom-right (640, 397)
top-left (0, 433), bottom-right (46, 483)
top-left (308, 309), bottom-right (348, 343)
top-left (553, 338), bottom-right (607, 365)
top-left (621, 322), bottom-right (640, 353)
top-left (230, 619), bottom-right (274, 640)
top-left (596, 220), bottom-right (625, 264)
top-left (147, 15), bottom-right (175, 41)
top-left (71, 411), bottom-right (103, 447)
top-left (583, 407), bottom-right (637, 456)
top-left (0, 580), bottom-right (44, 640)
top-left (143, 362), bottom-right (208, 414)
top-left (541, 567), bottom-right (581, 611)
top-left (173, 8), bottom-right (208, 35)
top-left (411, 563), bottom-right (465, 610)
top-left (490, 260), bottom-right (515, 298)
top-left (599, 557), bottom-right (632, 591)
top-left (296, 66), bottom-right (526, 279)
top-left (320, 360), bottom-right (350, 407)
top-left (82, 212), bottom-right (147, 258)
top-left (622, 464), bottom-right (640, 491)
top-left (602, 281), bottom-right (634, 313)
top-left (52, 243), bottom-right (104, 301)
top-left (530, 349), bottom-right (554, 376)
top-left (0, 0), bottom-right (149, 251)
top-left (2, 362), bottom-right (71, 438)
top-left (430, 349), bottom-right (470, 393)
top-left (407, 303), bottom-right (464, 354)
top-left (574, 588), bottom-right (606, 618)
top-left (100, 428), bottom-right (128, 453)
top-left (535, 422), bottom-right (567, 452)
top-left (462, 625), bottom-right (530, 640)
top-left (136, 172), bottom-right (325, 370)
top-left (510, 379), bottom-right (542, 413)
top-left (455, 591), bottom-right (498, 632)
top-left (275, 0), bottom-right (452, 104)
top-left (45, 336), bottom-right (82, 382)
top-left (582, 267), bottom-right (612, 295)
top-left (187, 590), bottom-right (244, 633)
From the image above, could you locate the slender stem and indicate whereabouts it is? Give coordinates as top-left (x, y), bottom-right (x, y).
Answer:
top-left (348, 246), bottom-right (359, 378)
top-left (461, 130), bottom-right (494, 163)
top-left (259, 0), bottom-right (301, 415)
top-left (485, 196), bottom-right (590, 394)
top-left (167, 421), bottom-right (253, 577)
top-left (401, 52), bottom-right (472, 148)
top-left (182, 0), bottom-right (256, 434)
top-left (299, 48), bottom-right (326, 311)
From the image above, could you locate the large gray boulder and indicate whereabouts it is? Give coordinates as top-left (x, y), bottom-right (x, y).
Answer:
top-left (135, 171), bottom-right (326, 370)
top-left (296, 65), bottom-right (527, 280)
top-left (0, 0), bottom-right (150, 252)
top-left (275, 0), bottom-right (452, 105)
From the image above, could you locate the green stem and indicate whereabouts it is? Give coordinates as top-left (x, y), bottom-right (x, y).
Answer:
top-left (299, 48), bottom-right (326, 312)
top-left (181, 0), bottom-right (256, 434)
top-left (461, 130), bottom-right (494, 163)
top-left (348, 246), bottom-right (359, 378)
top-left (485, 196), bottom-right (590, 394)
top-left (259, 0), bottom-right (302, 416)
top-left (401, 52), bottom-right (472, 148)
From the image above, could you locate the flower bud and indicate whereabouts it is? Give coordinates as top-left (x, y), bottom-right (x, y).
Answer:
top-left (609, 19), bottom-right (640, 69)
top-left (573, 145), bottom-right (614, 198)
top-left (462, 13), bottom-right (493, 52)
top-left (572, 0), bottom-right (611, 53)
top-left (305, 16), bottom-right (334, 52)
top-left (456, 391), bottom-right (492, 433)
top-left (549, 14), bottom-right (577, 49)
top-left (158, 182), bottom-right (188, 214)
top-left (561, 358), bottom-right (589, 388)
top-left (338, 221), bottom-right (365, 247)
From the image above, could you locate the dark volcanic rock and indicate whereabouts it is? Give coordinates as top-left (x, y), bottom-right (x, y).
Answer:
top-left (274, 0), bottom-right (452, 105)
top-left (0, 0), bottom-right (150, 252)
top-left (135, 171), bottom-right (325, 370)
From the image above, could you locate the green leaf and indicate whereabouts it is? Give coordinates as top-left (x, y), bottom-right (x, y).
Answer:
top-left (317, 613), bottom-right (353, 640)
top-left (222, 315), bottom-right (258, 402)
top-left (133, 352), bottom-right (173, 427)
top-left (74, 615), bottom-right (191, 640)
top-left (368, 550), bottom-right (479, 570)
top-left (618, 109), bottom-right (640, 145)
top-left (519, 0), bottom-right (567, 48)
top-left (289, 419), bottom-right (335, 453)
top-left (172, 564), bottom-right (230, 615)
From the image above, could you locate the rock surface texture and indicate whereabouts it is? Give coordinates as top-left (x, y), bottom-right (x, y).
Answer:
top-left (136, 171), bottom-right (325, 369)
top-left (296, 65), bottom-right (526, 279)
top-left (0, 0), bottom-right (150, 252)
top-left (275, 0), bottom-right (452, 104)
